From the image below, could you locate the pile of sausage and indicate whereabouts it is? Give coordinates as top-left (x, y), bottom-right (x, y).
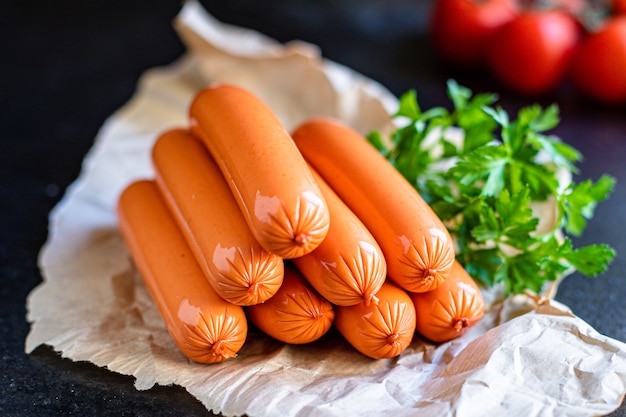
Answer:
top-left (116, 84), bottom-right (485, 364)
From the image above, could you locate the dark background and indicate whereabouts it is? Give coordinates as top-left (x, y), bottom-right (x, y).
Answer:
top-left (1, 0), bottom-right (625, 415)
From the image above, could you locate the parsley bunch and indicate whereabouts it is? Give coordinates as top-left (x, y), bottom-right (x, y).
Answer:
top-left (368, 80), bottom-right (616, 295)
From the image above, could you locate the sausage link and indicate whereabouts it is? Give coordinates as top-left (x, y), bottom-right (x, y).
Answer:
top-left (152, 128), bottom-right (284, 306)
top-left (409, 261), bottom-right (485, 343)
top-left (334, 281), bottom-right (416, 359)
top-left (117, 180), bottom-right (248, 363)
top-left (292, 166), bottom-right (386, 306)
top-left (246, 262), bottom-right (335, 344)
top-left (189, 84), bottom-right (330, 258)
top-left (291, 117), bottom-right (455, 293)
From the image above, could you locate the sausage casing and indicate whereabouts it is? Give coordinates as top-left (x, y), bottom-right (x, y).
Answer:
top-left (117, 180), bottom-right (248, 363)
top-left (152, 129), bottom-right (284, 306)
top-left (334, 281), bottom-right (416, 359)
top-left (189, 84), bottom-right (330, 259)
top-left (246, 262), bottom-right (335, 344)
top-left (291, 117), bottom-right (455, 293)
top-left (410, 261), bottom-right (485, 343)
top-left (292, 166), bottom-right (386, 306)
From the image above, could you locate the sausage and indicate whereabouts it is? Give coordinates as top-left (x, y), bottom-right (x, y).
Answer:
top-left (291, 117), bottom-right (455, 293)
top-left (245, 262), bottom-right (335, 344)
top-left (333, 281), bottom-right (416, 359)
top-left (117, 180), bottom-right (248, 364)
top-left (409, 261), bottom-right (485, 343)
top-left (292, 166), bottom-right (386, 307)
top-left (152, 128), bottom-right (284, 306)
top-left (188, 84), bottom-right (330, 259)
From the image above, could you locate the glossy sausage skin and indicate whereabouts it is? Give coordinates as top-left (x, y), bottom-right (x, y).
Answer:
top-left (246, 262), bottom-right (335, 344)
top-left (152, 129), bottom-right (284, 306)
top-left (117, 180), bottom-right (248, 363)
top-left (409, 261), bottom-right (485, 343)
top-left (334, 281), bottom-right (416, 359)
top-left (291, 117), bottom-right (455, 293)
top-left (292, 166), bottom-right (386, 307)
top-left (189, 84), bottom-right (330, 259)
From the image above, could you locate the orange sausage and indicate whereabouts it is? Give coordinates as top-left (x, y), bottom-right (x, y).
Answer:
top-left (291, 117), bottom-right (455, 293)
top-left (333, 281), bottom-right (416, 359)
top-left (245, 262), bottom-right (335, 344)
top-left (152, 128), bottom-right (284, 306)
top-left (409, 261), bottom-right (485, 343)
top-left (189, 84), bottom-right (330, 259)
top-left (117, 180), bottom-right (248, 364)
top-left (292, 166), bottom-right (386, 307)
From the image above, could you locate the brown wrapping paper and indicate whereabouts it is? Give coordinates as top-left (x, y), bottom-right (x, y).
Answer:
top-left (26, 1), bottom-right (626, 416)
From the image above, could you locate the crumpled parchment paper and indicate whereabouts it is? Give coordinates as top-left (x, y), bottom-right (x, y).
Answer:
top-left (25, 1), bottom-right (626, 416)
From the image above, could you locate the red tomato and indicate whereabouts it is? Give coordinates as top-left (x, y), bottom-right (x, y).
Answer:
top-left (486, 10), bottom-right (581, 95)
top-left (430, 0), bottom-right (519, 68)
top-left (570, 16), bottom-right (626, 104)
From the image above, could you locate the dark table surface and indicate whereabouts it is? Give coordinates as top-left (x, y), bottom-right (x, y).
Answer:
top-left (2, 0), bottom-right (625, 416)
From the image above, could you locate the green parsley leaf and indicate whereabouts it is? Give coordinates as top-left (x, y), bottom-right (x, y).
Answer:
top-left (561, 175), bottom-right (616, 236)
top-left (368, 79), bottom-right (616, 296)
top-left (565, 244), bottom-right (616, 276)
top-left (395, 89), bottom-right (421, 119)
